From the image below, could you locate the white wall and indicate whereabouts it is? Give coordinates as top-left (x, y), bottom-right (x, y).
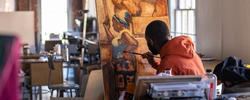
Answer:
top-left (222, 0), bottom-right (250, 63)
top-left (88, 0), bottom-right (96, 17)
top-left (197, 0), bottom-right (250, 63)
top-left (0, 12), bottom-right (35, 46)
top-left (196, 0), bottom-right (223, 59)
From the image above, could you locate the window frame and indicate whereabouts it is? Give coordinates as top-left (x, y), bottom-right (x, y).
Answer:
top-left (168, 0), bottom-right (196, 46)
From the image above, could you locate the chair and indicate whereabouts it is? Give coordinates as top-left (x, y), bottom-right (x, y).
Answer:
top-left (47, 55), bottom-right (79, 97)
top-left (45, 40), bottom-right (62, 53)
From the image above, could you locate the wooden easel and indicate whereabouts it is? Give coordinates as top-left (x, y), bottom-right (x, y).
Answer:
top-left (81, 0), bottom-right (88, 65)
top-left (79, 0), bottom-right (89, 97)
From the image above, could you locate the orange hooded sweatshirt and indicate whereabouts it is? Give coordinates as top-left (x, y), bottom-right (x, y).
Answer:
top-left (154, 36), bottom-right (206, 75)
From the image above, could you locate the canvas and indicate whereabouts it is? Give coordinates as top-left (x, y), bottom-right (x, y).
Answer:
top-left (96, 0), bottom-right (170, 99)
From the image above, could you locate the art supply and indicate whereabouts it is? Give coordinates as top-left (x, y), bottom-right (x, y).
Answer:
top-left (23, 46), bottom-right (30, 56)
top-left (63, 45), bottom-right (69, 62)
top-left (157, 68), bottom-right (172, 76)
top-left (164, 68), bottom-right (172, 75)
top-left (123, 51), bottom-right (160, 58)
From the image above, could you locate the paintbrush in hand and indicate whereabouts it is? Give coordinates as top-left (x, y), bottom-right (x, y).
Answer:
top-left (123, 51), bottom-right (160, 58)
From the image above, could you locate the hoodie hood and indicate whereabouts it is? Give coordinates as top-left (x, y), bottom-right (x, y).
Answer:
top-left (160, 36), bottom-right (195, 58)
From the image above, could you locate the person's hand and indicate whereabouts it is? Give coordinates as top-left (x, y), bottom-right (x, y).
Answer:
top-left (141, 52), bottom-right (155, 65)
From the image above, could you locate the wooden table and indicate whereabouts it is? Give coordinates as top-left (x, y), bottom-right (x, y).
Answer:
top-left (21, 58), bottom-right (63, 100)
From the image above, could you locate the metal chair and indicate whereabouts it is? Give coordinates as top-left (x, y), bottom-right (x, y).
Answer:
top-left (47, 55), bottom-right (79, 97)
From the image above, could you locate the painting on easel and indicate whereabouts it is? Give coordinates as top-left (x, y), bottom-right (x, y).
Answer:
top-left (96, 0), bottom-right (170, 99)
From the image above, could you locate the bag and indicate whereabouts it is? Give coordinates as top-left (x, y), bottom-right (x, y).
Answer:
top-left (213, 56), bottom-right (250, 87)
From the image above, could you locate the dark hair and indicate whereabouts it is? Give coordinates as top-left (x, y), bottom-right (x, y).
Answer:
top-left (145, 20), bottom-right (169, 49)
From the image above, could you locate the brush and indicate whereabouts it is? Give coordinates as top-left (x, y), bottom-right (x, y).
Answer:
top-left (123, 51), bottom-right (160, 58)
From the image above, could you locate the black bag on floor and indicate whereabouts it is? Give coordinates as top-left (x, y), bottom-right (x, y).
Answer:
top-left (213, 56), bottom-right (250, 87)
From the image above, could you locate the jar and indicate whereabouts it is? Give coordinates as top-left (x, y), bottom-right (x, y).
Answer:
top-left (23, 47), bottom-right (30, 56)
top-left (164, 68), bottom-right (172, 75)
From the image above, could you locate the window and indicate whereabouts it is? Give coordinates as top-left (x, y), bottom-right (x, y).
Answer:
top-left (169, 0), bottom-right (196, 48)
top-left (41, 0), bottom-right (68, 42)
top-left (0, 0), bottom-right (15, 12)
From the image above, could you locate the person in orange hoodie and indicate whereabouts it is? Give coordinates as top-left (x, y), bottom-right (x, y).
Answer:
top-left (143, 20), bottom-right (205, 75)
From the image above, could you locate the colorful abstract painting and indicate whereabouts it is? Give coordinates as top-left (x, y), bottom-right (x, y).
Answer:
top-left (96, 0), bottom-right (170, 99)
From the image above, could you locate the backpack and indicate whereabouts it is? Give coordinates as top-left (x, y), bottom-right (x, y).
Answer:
top-left (213, 56), bottom-right (250, 87)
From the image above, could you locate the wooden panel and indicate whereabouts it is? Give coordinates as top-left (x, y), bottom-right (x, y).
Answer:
top-left (83, 70), bottom-right (104, 100)
top-left (134, 38), bottom-right (157, 77)
top-left (96, 0), bottom-right (169, 99)
top-left (17, 0), bottom-right (29, 11)
top-left (135, 38), bottom-right (157, 77)
top-left (30, 0), bottom-right (38, 32)
top-left (132, 16), bottom-right (170, 35)
top-left (100, 44), bottom-right (112, 63)
top-left (31, 62), bottom-right (63, 86)
top-left (133, 38), bottom-right (149, 53)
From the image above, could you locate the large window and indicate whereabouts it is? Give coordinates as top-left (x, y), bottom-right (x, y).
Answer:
top-left (0, 0), bottom-right (15, 11)
top-left (169, 0), bottom-right (196, 47)
top-left (41, 0), bottom-right (68, 42)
